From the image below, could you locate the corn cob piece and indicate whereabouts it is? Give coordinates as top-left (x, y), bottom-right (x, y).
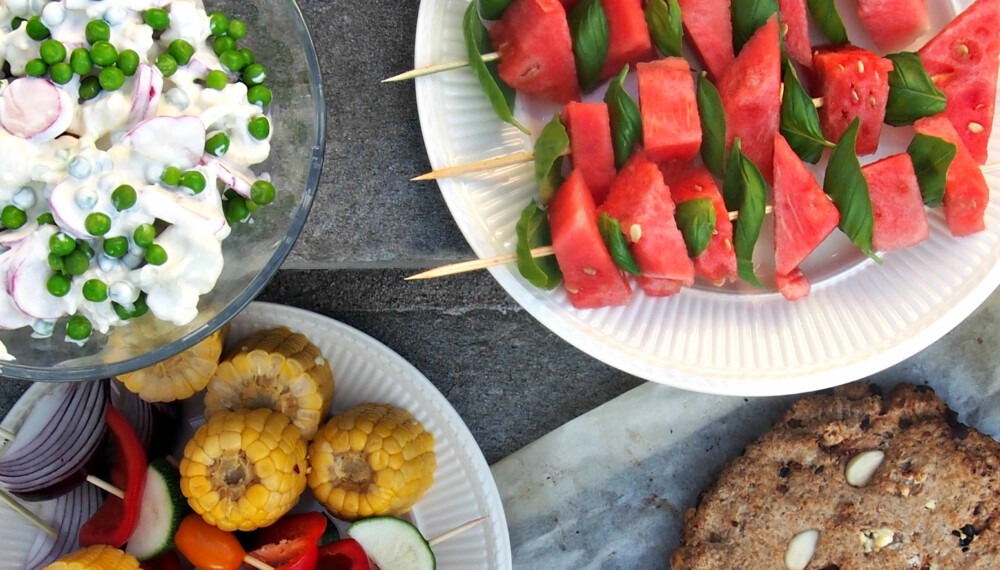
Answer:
top-left (117, 325), bottom-right (228, 403)
top-left (309, 403), bottom-right (436, 521)
top-left (180, 408), bottom-right (308, 532)
top-left (43, 545), bottom-right (140, 570)
top-left (205, 327), bottom-right (335, 440)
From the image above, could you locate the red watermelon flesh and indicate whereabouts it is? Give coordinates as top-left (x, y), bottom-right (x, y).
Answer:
top-left (548, 170), bottom-right (633, 308)
top-left (677, 0), bottom-right (735, 80)
top-left (861, 153), bottom-right (929, 251)
top-left (812, 46), bottom-right (893, 155)
top-left (918, 0), bottom-right (1000, 164)
top-left (666, 166), bottom-right (738, 285)
top-left (857, 0), bottom-right (930, 52)
top-left (598, 153), bottom-right (696, 286)
top-left (489, 0), bottom-right (580, 104)
top-left (775, 270), bottom-right (811, 301)
top-left (637, 58), bottom-right (702, 164)
top-left (563, 102), bottom-right (617, 204)
top-left (599, 0), bottom-right (656, 79)
top-left (778, 0), bottom-right (812, 67)
top-left (636, 276), bottom-right (683, 297)
top-left (718, 15), bottom-right (781, 182)
top-left (915, 115), bottom-right (990, 236)
top-left (772, 134), bottom-right (839, 293)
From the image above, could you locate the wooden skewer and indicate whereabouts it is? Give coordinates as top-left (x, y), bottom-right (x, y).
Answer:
top-left (85, 475), bottom-right (124, 499)
top-left (406, 206), bottom-right (774, 280)
top-left (428, 516), bottom-right (488, 547)
top-left (384, 52), bottom-right (500, 82)
top-left (413, 150), bottom-right (536, 181)
top-left (244, 555), bottom-right (276, 570)
top-left (0, 487), bottom-right (57, 537)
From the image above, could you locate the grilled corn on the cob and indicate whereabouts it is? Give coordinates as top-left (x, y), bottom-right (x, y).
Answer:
top-left (180, 408), bottom-right (308, 532)
top-left (309, 403), bottom-right (436, 521)
top-left (205, 327), bottom-right (335, 439)
top-left (116, 325), bottom-right (228, 402)
top-left (43, 545), bottom-right (140, 570)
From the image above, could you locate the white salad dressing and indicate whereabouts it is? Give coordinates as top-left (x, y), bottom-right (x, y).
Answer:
top-left (0, 0), bottom-right (273, 348)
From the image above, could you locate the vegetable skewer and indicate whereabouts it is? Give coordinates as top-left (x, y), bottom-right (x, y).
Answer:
top-left (428, 515), bottom-right (488, 546)
top-left (0, 487), bottom-right (57, 537)
top-left (384, 52), bottom-right (500, 82)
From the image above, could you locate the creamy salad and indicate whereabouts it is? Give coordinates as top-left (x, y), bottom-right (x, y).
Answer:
top-left (0, 0), bottom-right (274, 346)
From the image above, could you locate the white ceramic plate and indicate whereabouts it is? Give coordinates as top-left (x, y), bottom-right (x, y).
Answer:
top-left (0, 302), bottom-right (512, 569)
top-left (414, 0), bottom-right (1000, 396)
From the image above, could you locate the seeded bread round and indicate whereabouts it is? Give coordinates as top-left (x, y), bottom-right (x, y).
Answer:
top-left (671, 383), bottom-right (1000, 570)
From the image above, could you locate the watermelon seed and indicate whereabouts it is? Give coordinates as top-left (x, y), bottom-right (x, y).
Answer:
top-left (969, 122), bottom-right (985, 134)
top-left (851, 90), bottom-right (859, 102)
top-left (870, 97), bottom-right (878, 107)
top-left (629, 224), bottom-right (642, 243)
top-left (857, 61), bottom-right (865, 73)
top-left (956, 44), bottom-right (970, 58)
top-left (583, 267), bottom-right (596, 276)
top-left (724, 239), bottom-right (732, 252)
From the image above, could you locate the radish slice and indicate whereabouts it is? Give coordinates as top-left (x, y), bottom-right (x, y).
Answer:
top-left (49, 180), bottom-right (102, 239)
top-left (128, 64), bottom-right (163, 127)
top-left (24, 484), bottom-right (102, 569)
top-left (6, 226), bottom-right (70, 320)
top-left (122, 116), bottom-right (205, 170)
top-left (0, 250), bottom-right (34, 330)
top-left (140, 186), bottom-right (230, 239)
top-left (0, 78), bottom-right (74, 142)
top-left (209, 158), bottom-right (254, 197)
top-left (0, 220), bottom-right (39, 248)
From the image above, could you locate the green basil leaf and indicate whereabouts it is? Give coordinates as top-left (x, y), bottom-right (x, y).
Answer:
top-left (729, 141), bottom-right (767, 288)
top-left (604, 65), bottom-right (643, 168)
top-left (478, 0), bottom-right (512, 20)
top-left (824, 117), bottom-right (879, 261)
top-left (516, 201), bottom-right (563, 289)
top-left (780, 57), bottom-right (834, 164)
top-left (906, 133), bottom-right (956, 208)
top-left (806, 0), bottom-right (849, 45)
top-left (568, 0), bottom-right (610, 92)
top-left (675, 198), bottom-right (717, 258)
top-left (597, 213), bottom-right (641, 275)
top-left (731, 0), bottom-right (778, 53)
top-left (645, 0), bottom-right (683, 58)
top-left (463, 2), bottom-right (529, 134)
top-left (884, 52), bottom-right (947, 127)
top-left (534, 115), bottom-right (570, 204)
top-left (722, 138), bottom-right (743, 212)
top-left (697, 72), bottom-right (727, 179)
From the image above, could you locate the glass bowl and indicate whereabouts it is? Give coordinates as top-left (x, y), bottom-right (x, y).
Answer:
top-left (0, 0), bottom-right (324, 381)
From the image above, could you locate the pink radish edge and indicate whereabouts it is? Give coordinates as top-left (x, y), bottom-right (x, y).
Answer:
top-left (0, 78), bottom-right (74, 142)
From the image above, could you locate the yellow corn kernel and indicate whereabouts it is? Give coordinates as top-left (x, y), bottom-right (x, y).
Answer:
top-left (44, 545), bottom-right (140, 570)
top-left (116, 326), bottom-right (227, 403)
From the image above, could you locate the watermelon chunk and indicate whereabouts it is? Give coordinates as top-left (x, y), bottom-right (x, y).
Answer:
top-left (718, 15), bottom-right (781, 182)
top-left (861, 153), bottom-right (929, 251)
top-left (857, 0), bottom-right (930, 52)
top-left (598, 153), bottom-right (695, 290)
top-left (665, 166), bottom-right (738, 284)
top-left (772, 134), bottom-right (839, 300)
top-left (778, 0), bottom-right (812, 67)
top-left (599, 0), bottom-right (656, 79)
top-left (489, 0), bottom-right (580, 104)
top-left (563, 102), bottom-right (617, 204)
top-left (914, 115), bottom-right (990, 236)
top-left (677, 0), bottom-right (735, 80)
top-left (918, 0), bottom-right (1000, 164)
top-left (548, 170), bottom-right (633, 308)
top-left (636, 276), bottom-right (684, 297)
top-left (812, 46), bottom-right (893, 155)
top-left (774, 270), bottom-right (811, 301)
top-left (637, 58), bottom-right (702, 164)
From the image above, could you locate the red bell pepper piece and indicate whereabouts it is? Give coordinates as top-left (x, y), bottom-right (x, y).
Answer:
top-left (257, 512), bottom-right (329, 546)
top-left (79, 404), bottom-right (148, 548)
top-left (251, 512), bottom-right (329, 570)
top-left (316, 539), bottom-right (372, 570)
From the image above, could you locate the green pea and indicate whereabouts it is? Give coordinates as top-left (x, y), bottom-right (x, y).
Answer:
top-left (111, 185), bottom-right (137, 211)
top-left (180, 170), bottom-right (206, 193)
top-left (49, 62), bottom-right (73, 85)
top-left (245, 198), bottom-right (260, 213)
top-left (89, 40), bottom-right (117, 67)
top-left (209, 12), bottom-right (228, 36)
top-left (99, 66), bottom-right (125, 91)
top-left (84, 212), bottom-right (111, 236)
top-left (247, 84), bottom-right (272, 106)
top-left (49, 232), bottom-right (76, 256)
top-left (79, 76), bottom-right (102, 101)
top-left (1, 205), bottom-right (26, 229)
top-left (37, 212), bottom-right (55, 225)
top-left (47, 274), bottom-right (71, 297)
top-left (205, 132), bottom-right (230, 156)
top-left (227, 19), bottom-right (247, 39)
top-left (70, 48), bottom-right (93, 76)
top-left (66, 315), bottom-right (92, 340)
top-left (132, 294), bottom-right (149, 317)
top-left (24, 59), bottom-right (47, 77)
top-left (10, 17), bottom-right (24, 30)
top-left (205, 69), bottom-right (228, 90)
top-left (144, 8), bottom-right (170, 31)
top-left (169, 39), bottom-right (195, 65)
top-left (82, 279), bottom-right (108, 302)
top-left (247, 116), bottom-right (270, 140)
top-left (219, 49), bottom-right (245, 72)
top-left (155, 53), bottom-right (177, 77)
top-left (241, 63), bottom-right (266, 85)
top-left (213, 35), bottom-right (236, 56)
top-left (103, 236), bottom-right (128, 258)
top-left (112, 302), bottom-right (131, 320)
top-left (76, 239), bottom-right (94, 259)
top-left (239, 48), bottom-right (255, 66)
top-left (250, 180), bottom-right (276, 205)
top-left (64, 250), bottom-right (90, 276)
top-left (145, 244), bottom-right (168, 266)
top-left (133, 224), bottom-right (155, 248)
top-left (47, 252), bottom-right (64, 272)
top-left (25, 17), bottom-right (50, 41)
top-left (225, 196), bottom-right (250, 224)
top-left (116, 49), bottom-right (139, 76)
top-left (85, 20), bottom-right (110, 45)
top-left (39, 39), bottom-right (66, 65)
top-left (161, 166), bottom-right (182, 186)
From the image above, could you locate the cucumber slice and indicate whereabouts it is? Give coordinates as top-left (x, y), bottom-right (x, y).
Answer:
top-left (125, 459), bottom-right (186, 561)
top-left (347, 517), bottom-right (436, 570)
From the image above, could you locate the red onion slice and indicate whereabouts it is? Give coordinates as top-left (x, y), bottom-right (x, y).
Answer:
top-left (24, 484), bottom-right (101, 569)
